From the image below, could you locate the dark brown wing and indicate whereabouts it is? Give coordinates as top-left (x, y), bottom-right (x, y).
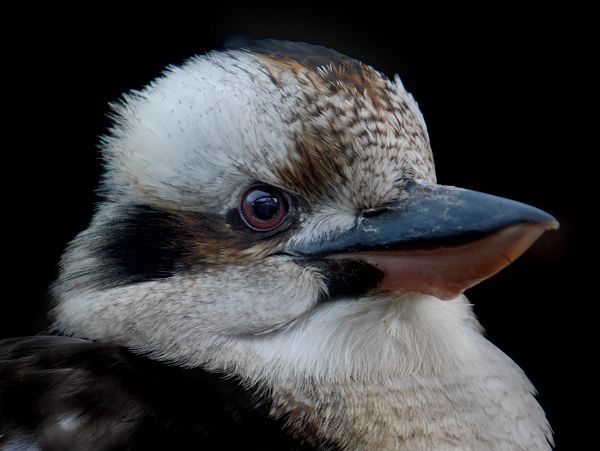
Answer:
top-left (0, 336), bottom-right (326, 450)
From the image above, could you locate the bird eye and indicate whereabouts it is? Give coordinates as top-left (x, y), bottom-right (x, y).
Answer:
top-left (240, 185), bottom-right (289, 231)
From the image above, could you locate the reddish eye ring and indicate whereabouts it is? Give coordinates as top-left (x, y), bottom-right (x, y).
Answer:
top-left (240, 185), bottom-right (289, 231)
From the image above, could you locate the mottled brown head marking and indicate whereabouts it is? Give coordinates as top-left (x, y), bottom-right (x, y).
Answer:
top-left (239, 39), bottom-right (388, 105)
top-left (271, 132), bottom-right (350, 205)
top-left (228, 40), bottom-right (435, 210)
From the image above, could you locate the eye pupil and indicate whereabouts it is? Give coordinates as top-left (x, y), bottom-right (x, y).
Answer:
top-left (252, 196), bottom-right (279, 220)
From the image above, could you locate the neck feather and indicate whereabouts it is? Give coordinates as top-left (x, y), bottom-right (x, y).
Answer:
top-left (211, 295), bottom-right (552, 449)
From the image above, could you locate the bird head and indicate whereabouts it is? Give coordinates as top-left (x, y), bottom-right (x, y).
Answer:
top-left (51, 41), bottom-right (557, 380)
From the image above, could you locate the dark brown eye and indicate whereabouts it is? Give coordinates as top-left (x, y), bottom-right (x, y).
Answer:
top-left (240, 185), bottom-right (289, 231)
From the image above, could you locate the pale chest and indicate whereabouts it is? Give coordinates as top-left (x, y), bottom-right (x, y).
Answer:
top-left (273, 373), bottom-right (551, 450)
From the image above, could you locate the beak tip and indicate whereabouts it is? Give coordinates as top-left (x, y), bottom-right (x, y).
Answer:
top-left (520, 203), bottom-right (559, 231)
top-left (537, 211), bottom-right (559, 231)
top-left (547, 218), bottom-right (560, 231)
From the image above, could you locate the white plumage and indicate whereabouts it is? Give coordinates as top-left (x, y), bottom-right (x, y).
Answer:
top-left (5, 41), bottom-right (557, 449)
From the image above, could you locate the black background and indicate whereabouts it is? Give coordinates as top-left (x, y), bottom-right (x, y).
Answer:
top-left (2, 5), bottom-right (592, 449)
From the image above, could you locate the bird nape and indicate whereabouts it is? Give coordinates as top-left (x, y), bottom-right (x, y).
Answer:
top-left (0, 40), bottom-right (557, 450)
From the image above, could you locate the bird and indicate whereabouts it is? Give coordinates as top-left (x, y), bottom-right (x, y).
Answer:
top-left (0, 40), bottom-right (558, 450)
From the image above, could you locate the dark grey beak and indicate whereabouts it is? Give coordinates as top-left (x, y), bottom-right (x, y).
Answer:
top-left (287, 182), bottom-right (558, 299)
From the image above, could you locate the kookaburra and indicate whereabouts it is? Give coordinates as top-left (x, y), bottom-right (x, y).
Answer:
top-left (0, 40), bottom-right (557, 450)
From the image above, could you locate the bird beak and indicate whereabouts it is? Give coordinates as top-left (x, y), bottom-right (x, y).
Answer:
top-left (287, 181), bottom-right (559, 300)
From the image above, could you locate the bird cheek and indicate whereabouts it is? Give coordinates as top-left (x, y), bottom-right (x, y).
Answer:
top-left (207, 261), bottom-right (323, 335)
